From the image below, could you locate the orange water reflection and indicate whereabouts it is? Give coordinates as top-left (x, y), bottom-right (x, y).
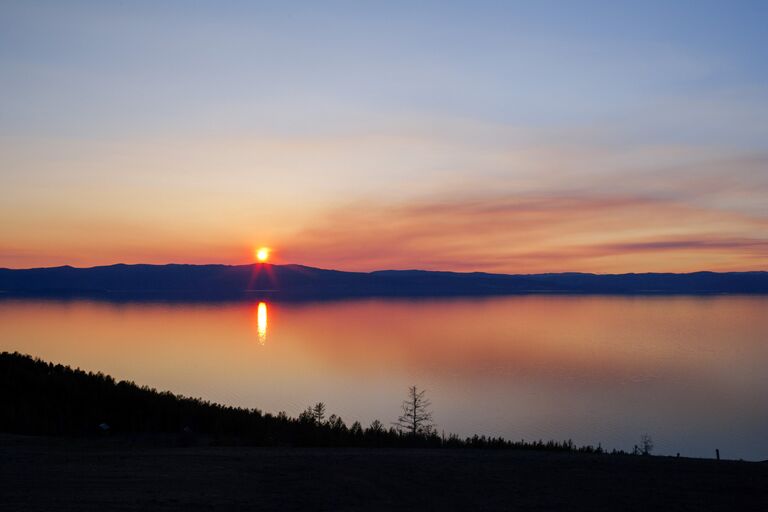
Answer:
top-left (1, 296), bottom-right (767, 459)
top-left (256, 302), bottom-right (268, 345)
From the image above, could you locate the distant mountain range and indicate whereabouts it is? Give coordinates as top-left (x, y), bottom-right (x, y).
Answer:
top-left (0, 264), bottom-right (766, 299)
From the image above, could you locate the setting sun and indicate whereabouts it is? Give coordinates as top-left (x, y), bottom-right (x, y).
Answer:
top-left (255, 247), bottom-right (270, 262)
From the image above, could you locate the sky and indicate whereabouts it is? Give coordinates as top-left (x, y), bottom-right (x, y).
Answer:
top-left (1, 0), bottom-right (767, 273)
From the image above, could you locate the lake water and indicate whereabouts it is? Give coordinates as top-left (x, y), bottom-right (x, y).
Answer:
top-left (1, 295), bottom-right (766, 460)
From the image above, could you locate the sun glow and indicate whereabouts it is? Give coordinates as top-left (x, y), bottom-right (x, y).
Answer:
top-left (256, 301), bottom-right (268, 345)
top-left (255, 247), bottom-right (270, 262)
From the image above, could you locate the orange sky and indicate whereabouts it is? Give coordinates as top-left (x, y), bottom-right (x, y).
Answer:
top-left (1, 133), bottom-right (767, 272)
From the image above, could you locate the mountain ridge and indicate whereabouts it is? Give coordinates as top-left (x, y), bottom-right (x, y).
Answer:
top-left (0, 263), bottom-right (766, 299)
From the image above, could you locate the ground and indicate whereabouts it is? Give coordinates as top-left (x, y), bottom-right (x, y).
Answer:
top-left (1, 434), bottom-right (766, 511)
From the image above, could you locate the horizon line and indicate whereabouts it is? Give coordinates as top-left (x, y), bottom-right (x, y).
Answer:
top-left (1, 262), bottom-right (766, 277)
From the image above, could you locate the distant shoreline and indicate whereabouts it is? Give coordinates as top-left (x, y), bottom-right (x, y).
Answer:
top-left (2, 264), bottom-right (767, 299)
top-left (2, 289), bottom-right (768, 305)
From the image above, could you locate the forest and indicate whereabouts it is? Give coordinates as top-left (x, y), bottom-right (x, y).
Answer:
top-left (1, 351), bottom-right (613, 453)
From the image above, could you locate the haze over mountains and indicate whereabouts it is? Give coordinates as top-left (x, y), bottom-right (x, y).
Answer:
top-left (0, 264), bottom-right (766, 299)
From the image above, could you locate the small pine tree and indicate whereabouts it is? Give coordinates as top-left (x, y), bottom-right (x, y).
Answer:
top-left (312, 402), bottom-right (326, 425)
top-left (367, 419), bottom-right (383, 433)
top-left (328, 414), bottom-right (347, 432)
top-left (299, 407), bottom-right (315, 424)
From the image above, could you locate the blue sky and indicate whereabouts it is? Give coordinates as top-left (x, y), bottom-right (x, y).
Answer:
top-left (3, 1), bottom-right (766, 139)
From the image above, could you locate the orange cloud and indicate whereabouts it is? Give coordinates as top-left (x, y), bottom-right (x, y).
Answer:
top-left (278, 194), bottom-right (768, 273)
top-left (2, 130), bottom-right (766, 272)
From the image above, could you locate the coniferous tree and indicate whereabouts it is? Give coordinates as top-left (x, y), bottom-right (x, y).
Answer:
top-left (312, 402), bottom-right (326, 425)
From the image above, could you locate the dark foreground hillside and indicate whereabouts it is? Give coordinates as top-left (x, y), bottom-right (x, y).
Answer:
top-left (0, 352), bottom-right (597, 452)
top-left (2, 352), bottom-right (767, 510)
top-left (1, 434), bottom-right (767, 512)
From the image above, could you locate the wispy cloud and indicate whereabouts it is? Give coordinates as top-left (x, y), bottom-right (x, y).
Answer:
top-left (281, 192), bottom-right (768, 273)
top-left (1, 124), bottom-right (766, 270)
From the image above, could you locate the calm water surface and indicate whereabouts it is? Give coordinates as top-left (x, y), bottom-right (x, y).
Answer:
top-left (1, 296), bottom-right (766, 459)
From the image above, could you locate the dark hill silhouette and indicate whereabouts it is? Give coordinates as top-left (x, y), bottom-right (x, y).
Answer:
top-left (0, 263), bottom-right (766, 299)
top-left (0, 351), bottom-right (602, 453)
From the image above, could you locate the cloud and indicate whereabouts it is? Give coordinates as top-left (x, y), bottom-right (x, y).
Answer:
top-left (1, 121), bottom-right (766, 270)
top-left (281, 192), bottom-right (768, 273)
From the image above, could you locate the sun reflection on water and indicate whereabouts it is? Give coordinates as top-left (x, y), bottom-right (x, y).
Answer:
top-left (256, 302), bottom-right (268, 345)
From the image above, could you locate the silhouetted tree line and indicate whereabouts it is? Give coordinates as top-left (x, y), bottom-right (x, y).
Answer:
top-left (0, 352), bottom-right (617, 453)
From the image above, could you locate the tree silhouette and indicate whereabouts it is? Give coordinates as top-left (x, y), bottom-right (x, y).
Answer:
top-left (312, 402), bottom-right (326, 424)
top-left (0, 352), bottom-right (617, 453)
top-left (640, 434), bottom-right (654, 455)
top-left (394, 386), bottom-right (434, 436)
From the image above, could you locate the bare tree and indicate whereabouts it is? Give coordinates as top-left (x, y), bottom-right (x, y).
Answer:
top-left (394, 386), bottom-right (434, 436)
